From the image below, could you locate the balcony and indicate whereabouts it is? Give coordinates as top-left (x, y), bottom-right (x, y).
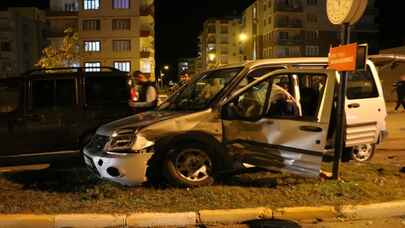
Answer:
top-left (140, 6), bottom-right (154, 17)
top-left (274, 36), bottom-right (303, 45)
top-left (275, 19), bottom-right (303, 28)
top-left (274, 3), bottom-right (303, 12)
top-left (140, 30), bottom-right (153, 37)
top-left (46, 11), bottom-right (78, 17)
top-left (140, 50), bottom-right (151, 58)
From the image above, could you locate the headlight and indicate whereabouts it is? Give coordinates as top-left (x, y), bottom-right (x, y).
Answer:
top-left (105, 129), bottom-right (136, 152)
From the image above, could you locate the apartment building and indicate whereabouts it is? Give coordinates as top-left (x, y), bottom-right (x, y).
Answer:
top-left (241, 0), bottom-right (378, 59)
top-left (47, 0), bottom-right (155, 78)
top-left (0, 8), bottom-right (47, 78)
top-left (199, 17), bottom-right (244, 70)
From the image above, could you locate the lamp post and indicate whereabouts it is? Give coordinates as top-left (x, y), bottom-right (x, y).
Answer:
top-left (239, 33), bottom-right (248, 60)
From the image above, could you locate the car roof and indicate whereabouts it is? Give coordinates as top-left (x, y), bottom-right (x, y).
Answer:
top-left (215, 57), bottom-right (329, 70)
top-left (8, 67), bottom-right (129, 80)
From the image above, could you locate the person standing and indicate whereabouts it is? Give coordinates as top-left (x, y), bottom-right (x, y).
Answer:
top-left (129, 71), bottom-right (158, 113)
top-left (394, 77), bottom-right (405, 112)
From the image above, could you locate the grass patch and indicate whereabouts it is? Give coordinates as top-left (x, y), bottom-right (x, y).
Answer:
top-left (0, 162), bottom-right (404, 214)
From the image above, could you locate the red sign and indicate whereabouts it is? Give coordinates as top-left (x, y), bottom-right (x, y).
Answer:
top-left (328, 43), bottom-right (358, 71)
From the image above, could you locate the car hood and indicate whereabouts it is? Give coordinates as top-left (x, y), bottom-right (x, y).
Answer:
top-left (96, 111), bottom-right (186, 136)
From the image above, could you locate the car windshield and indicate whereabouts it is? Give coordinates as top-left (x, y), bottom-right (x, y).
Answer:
top-left (160, 67), bottom-right (243, 111)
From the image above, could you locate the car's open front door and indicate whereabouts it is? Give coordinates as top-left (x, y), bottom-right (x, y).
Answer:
top-left (222, 69), bottom-right (336, 177)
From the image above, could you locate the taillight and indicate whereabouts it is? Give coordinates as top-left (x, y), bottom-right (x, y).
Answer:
top-left (130, 87), bottom-right (138, 102)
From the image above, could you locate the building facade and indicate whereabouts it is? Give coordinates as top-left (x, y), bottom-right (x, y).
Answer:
top-left (199, 17), bottom-right (244, 70)
top-left (47, 0), bottom-right (155, 78)
top-left (0, 8), bottom-right (47, 78)
top-left (241, 0), bottom-right (378, 59)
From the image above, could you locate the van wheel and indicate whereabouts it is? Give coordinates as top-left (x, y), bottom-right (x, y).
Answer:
top-left (352, 144), bottom-right (375, 162)
top-left (164, 143), bottom-right (215, 187)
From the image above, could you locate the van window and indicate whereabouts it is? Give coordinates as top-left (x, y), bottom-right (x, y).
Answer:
top-left (0, 81), bottom-right (20, 113)
top-left (85, 77), bottom-right (128, 106)
top-left (347, 68), bottom-right (378, 99)
top-left (32, 79), bottom-right (76, 109)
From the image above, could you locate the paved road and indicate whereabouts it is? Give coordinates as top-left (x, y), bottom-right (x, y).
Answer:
top-left (373, 106), bottom-right (405, 167)
top-left (203, 216), bottom-right (405, 228)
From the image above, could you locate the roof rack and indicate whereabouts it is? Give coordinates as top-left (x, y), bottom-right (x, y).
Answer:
top-left (23, 67), bottom-right (123, 75)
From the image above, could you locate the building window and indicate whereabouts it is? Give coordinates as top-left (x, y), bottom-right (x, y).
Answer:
top-left (207, 24), bottom-right (216, 33)
top-left (84, 41), bottom-right (101, 52)
top-left (0, 41), bottom-right (11, 52)
top-left (112, 19), bottom-right (131, 30)
top-left (268, 16), bottom-right (272, 24)
top-left (307, 13), bottom-right (318, 23)
top-left (112, 40), bottom-right (131, 52)
top-left (207, 43), bottom-right (216, 52)
top-left (82, 20), bottom-right (100, 31)
top-left (113, 0), bottom-right (130, 9)
top-left (83, 0), bottom-right (99, 10)
top-left (113, 61), bottom-right (131, 72)
top-left (279, 31), bottom-right (289, 40)
top-left (220, 55), bottom-right (228, 64)
top-left (305, 31), bottom-right (319, 41)
top-left (307, 0), bottom-right (317, 5)
top-left (84, 62), bottom-right (101, 72)
top-left (140, 59), bottom-right (152, 73)
top-left (220, 36), bottom-right (228, 44)
top-left (220, 25), bottom-right (228, 34)
top-left (64, 3), bottom-right (78, 11)
top-left (305, 45), bottom-right (319, 56)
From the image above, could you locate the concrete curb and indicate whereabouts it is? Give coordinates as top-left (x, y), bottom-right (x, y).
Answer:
top-left (0, 200), bottom-right (404, 227)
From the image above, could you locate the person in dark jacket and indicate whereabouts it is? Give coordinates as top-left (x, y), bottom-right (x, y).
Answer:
top-left (394, 78), bottom-right (405, 112)
top-left (130, 71), bottom-right (158, 113)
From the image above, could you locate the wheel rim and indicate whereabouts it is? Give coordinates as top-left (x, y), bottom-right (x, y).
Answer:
top-left (174, 148), bottom-right (212, 182)
top-left (352, 144), bottom-right (373, 162)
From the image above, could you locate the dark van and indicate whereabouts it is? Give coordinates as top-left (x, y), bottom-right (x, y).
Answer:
top-left (0, 67), bottom-right (133, 167)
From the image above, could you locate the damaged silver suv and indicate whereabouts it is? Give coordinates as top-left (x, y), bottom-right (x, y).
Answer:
top-left (83, 58), bottom-right (387, 187)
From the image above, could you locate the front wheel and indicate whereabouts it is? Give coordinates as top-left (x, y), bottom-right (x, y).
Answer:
top-left (164, 144), bottom-right (215, 187)
top-left (351, 143), bottom-right (376, 162)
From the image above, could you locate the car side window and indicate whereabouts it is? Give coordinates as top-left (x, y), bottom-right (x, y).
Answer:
top-left (297, 74), bottom-right (326, 118)
top-left (266, 74), bottom-right (300, 118)
top-left (347, 67), bottom-right (378, 99)
top-left (226, 79), bottom-right (270, 120)
top-left (31, 79), bottom-right (77, 110)
top-left (0, 80), bottom-right (21, 113)
top-left (32, 80), bottom-right (54, 110)
top-left (85, 76), bottom-right (129, 106)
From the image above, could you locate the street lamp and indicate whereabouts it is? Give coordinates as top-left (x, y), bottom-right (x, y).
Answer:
top-left (163, 65), bottom-right (170, 71)
top-left (208, 53), bottom-right (216, 62)
top-left (239, 33), bottom-right (248, 42)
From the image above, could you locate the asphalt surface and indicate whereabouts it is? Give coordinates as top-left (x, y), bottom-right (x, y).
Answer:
top-left (203, 216), bottom-right (405, 228)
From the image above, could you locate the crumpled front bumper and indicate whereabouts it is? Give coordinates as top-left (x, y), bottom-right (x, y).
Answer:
top-left (83, 147), bottom-right (153, 186)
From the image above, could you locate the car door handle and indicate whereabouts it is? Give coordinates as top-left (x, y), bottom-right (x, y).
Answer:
top-left (299, 126), bottom-right (323, 132)
top-left (348, 103), bottom-right (360, 109)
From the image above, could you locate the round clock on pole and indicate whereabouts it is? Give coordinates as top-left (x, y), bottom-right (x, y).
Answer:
top-left (326, 0), bottom-right (368, 25)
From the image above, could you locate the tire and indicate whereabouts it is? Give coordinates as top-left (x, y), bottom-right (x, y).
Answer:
top-left (351, 143), bottom-right (376, 162)
top-left (164, 143), bottom-right (216, 187)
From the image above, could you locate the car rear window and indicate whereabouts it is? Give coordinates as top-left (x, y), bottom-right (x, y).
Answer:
top-left (85, 76), bottom-right (129, 106)
top-left (347, 67), bottom-right (379, 100)
top-left (0, 80), bottom-right (21, 113)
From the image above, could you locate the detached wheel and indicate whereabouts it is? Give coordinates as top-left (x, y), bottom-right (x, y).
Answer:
top-left (352, 143), bottom-right (375, 162)
top-left (164, 143), bottom-right (215, 187)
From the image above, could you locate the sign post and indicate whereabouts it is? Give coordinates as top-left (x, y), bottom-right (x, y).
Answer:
top-left (331, 23), bottom-right (351, 180)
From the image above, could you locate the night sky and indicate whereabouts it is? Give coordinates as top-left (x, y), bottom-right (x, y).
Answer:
top-left (1, 0), bottom-right (404, 76)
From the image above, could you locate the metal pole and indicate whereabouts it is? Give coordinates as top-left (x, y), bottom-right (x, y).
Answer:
top-left (332, 23), bottom-right (350, 180)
